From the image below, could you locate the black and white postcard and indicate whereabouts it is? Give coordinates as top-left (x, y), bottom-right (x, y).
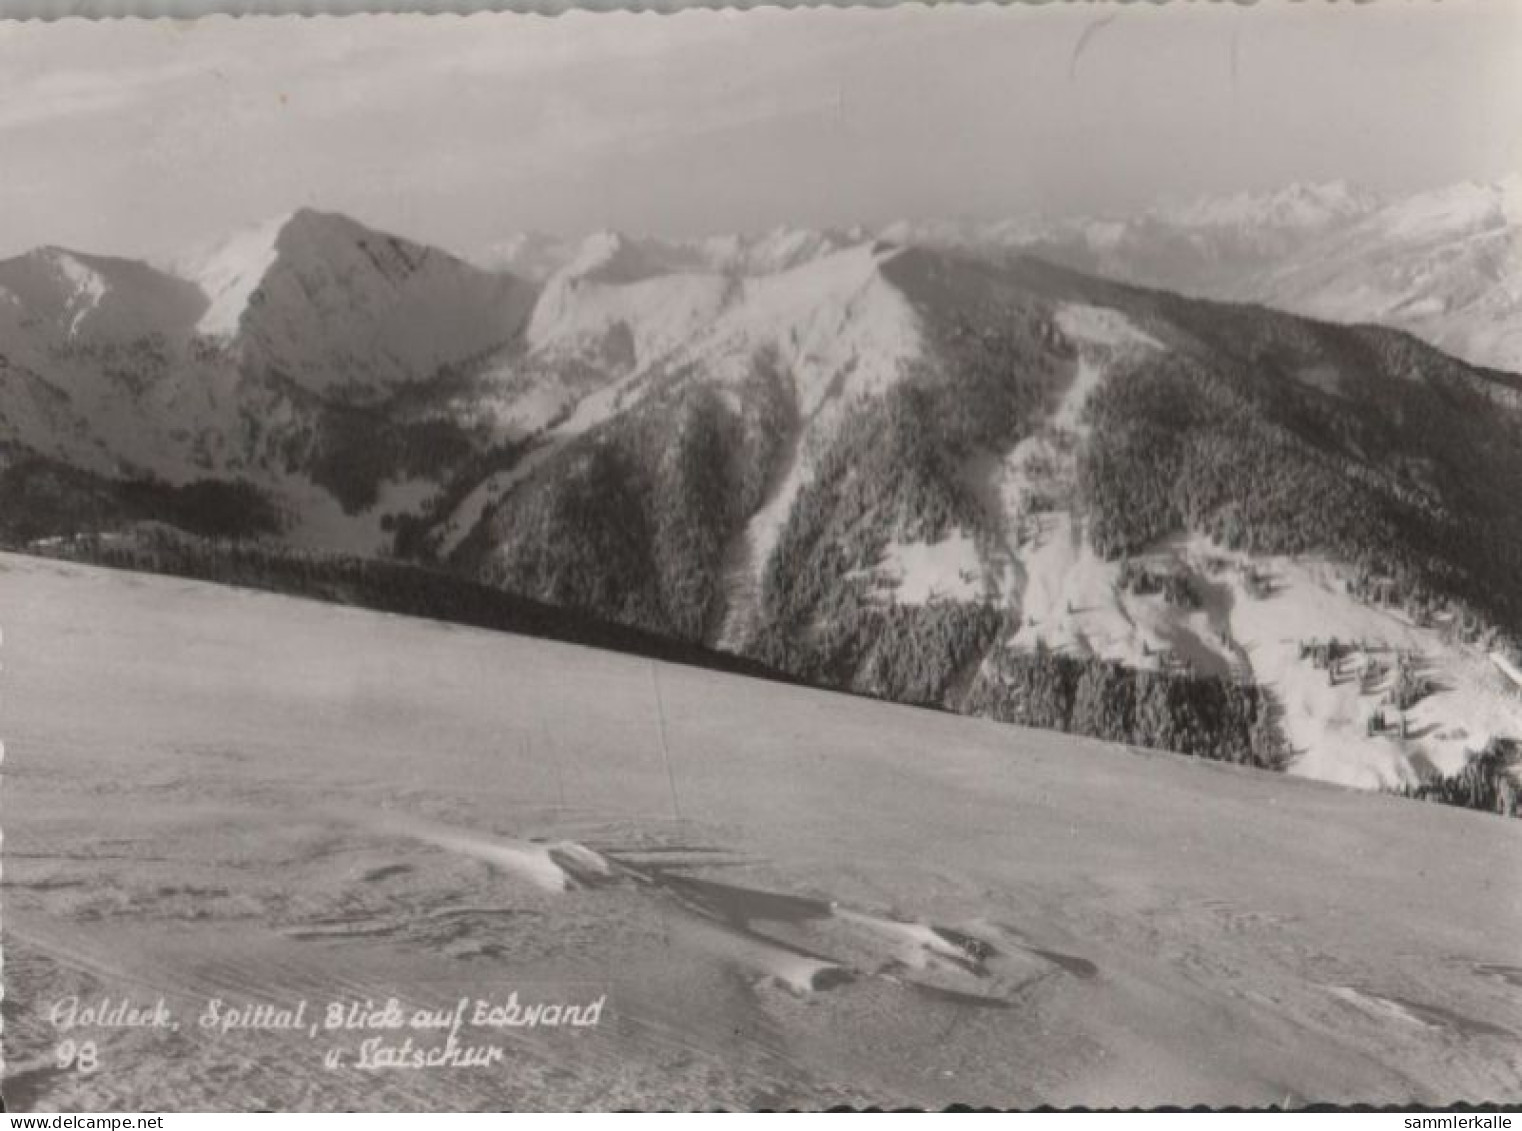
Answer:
top-left (1, 0), bottom-right (1520, 1112)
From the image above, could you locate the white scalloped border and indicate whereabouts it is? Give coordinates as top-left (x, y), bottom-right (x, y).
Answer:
top-left (1, 0), bottom-right (1099, 21)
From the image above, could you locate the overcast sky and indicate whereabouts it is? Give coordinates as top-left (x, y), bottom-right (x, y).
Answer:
top-left (0, 0), bottom-right (1518, 262)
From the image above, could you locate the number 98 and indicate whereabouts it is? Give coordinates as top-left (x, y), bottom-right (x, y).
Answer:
top-left (55, 1038), bottom-right (99, 1074)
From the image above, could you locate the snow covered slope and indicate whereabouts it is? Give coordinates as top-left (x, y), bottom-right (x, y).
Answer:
top-left (3, 551), bottom-right (1519, 1110)
top-left (997, 524), bottom-right (1522, 791)
top-left (952, 301), bottom-right (1522, 792)
top-left (451, 241), bottom-right (927, 585)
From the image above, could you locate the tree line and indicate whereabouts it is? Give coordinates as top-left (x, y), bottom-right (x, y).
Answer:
top-left (1391, 739), bottom-right (1521, 818)
top-left (965, 640), bottom-right (1283, 769)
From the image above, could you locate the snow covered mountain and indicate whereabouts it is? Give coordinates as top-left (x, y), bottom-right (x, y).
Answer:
top-left (476, 178), bottom-right (1522, 373)
top-left (886, 181), bottom-right (1383, 293)
top-left (1248, 179), bottom-right (1522, 374)
top-left (0, 246), bottom-right (229, 480)
top-left (886, 177), bottom-right (1522, 373)
top-left (442, 238), bottom-right (1522, 796)
top-left (183, 208), bottom-right (535, 399)
top-left (4, 204), bottom-right (1521, 801)
top-left (1152, 179), bottom-right (1383, 231)
top-left (0, 210), bottom-right (548, 549)
top-left (0, 246), bottom-right (207, 346)
top-left (478, 225), bottom-right (867, 285)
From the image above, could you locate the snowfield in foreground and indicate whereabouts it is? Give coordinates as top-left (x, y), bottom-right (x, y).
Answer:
top-left (2, 552), bottom-right (1520, 1110)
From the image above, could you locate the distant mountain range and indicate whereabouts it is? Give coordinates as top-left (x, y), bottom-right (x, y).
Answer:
top-left (481, 179), bottom-right (1522, 375)
top-left (3, 182), bottom-right (1520, 799)
top-left (897, 178), bottom-right (1522, 378)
